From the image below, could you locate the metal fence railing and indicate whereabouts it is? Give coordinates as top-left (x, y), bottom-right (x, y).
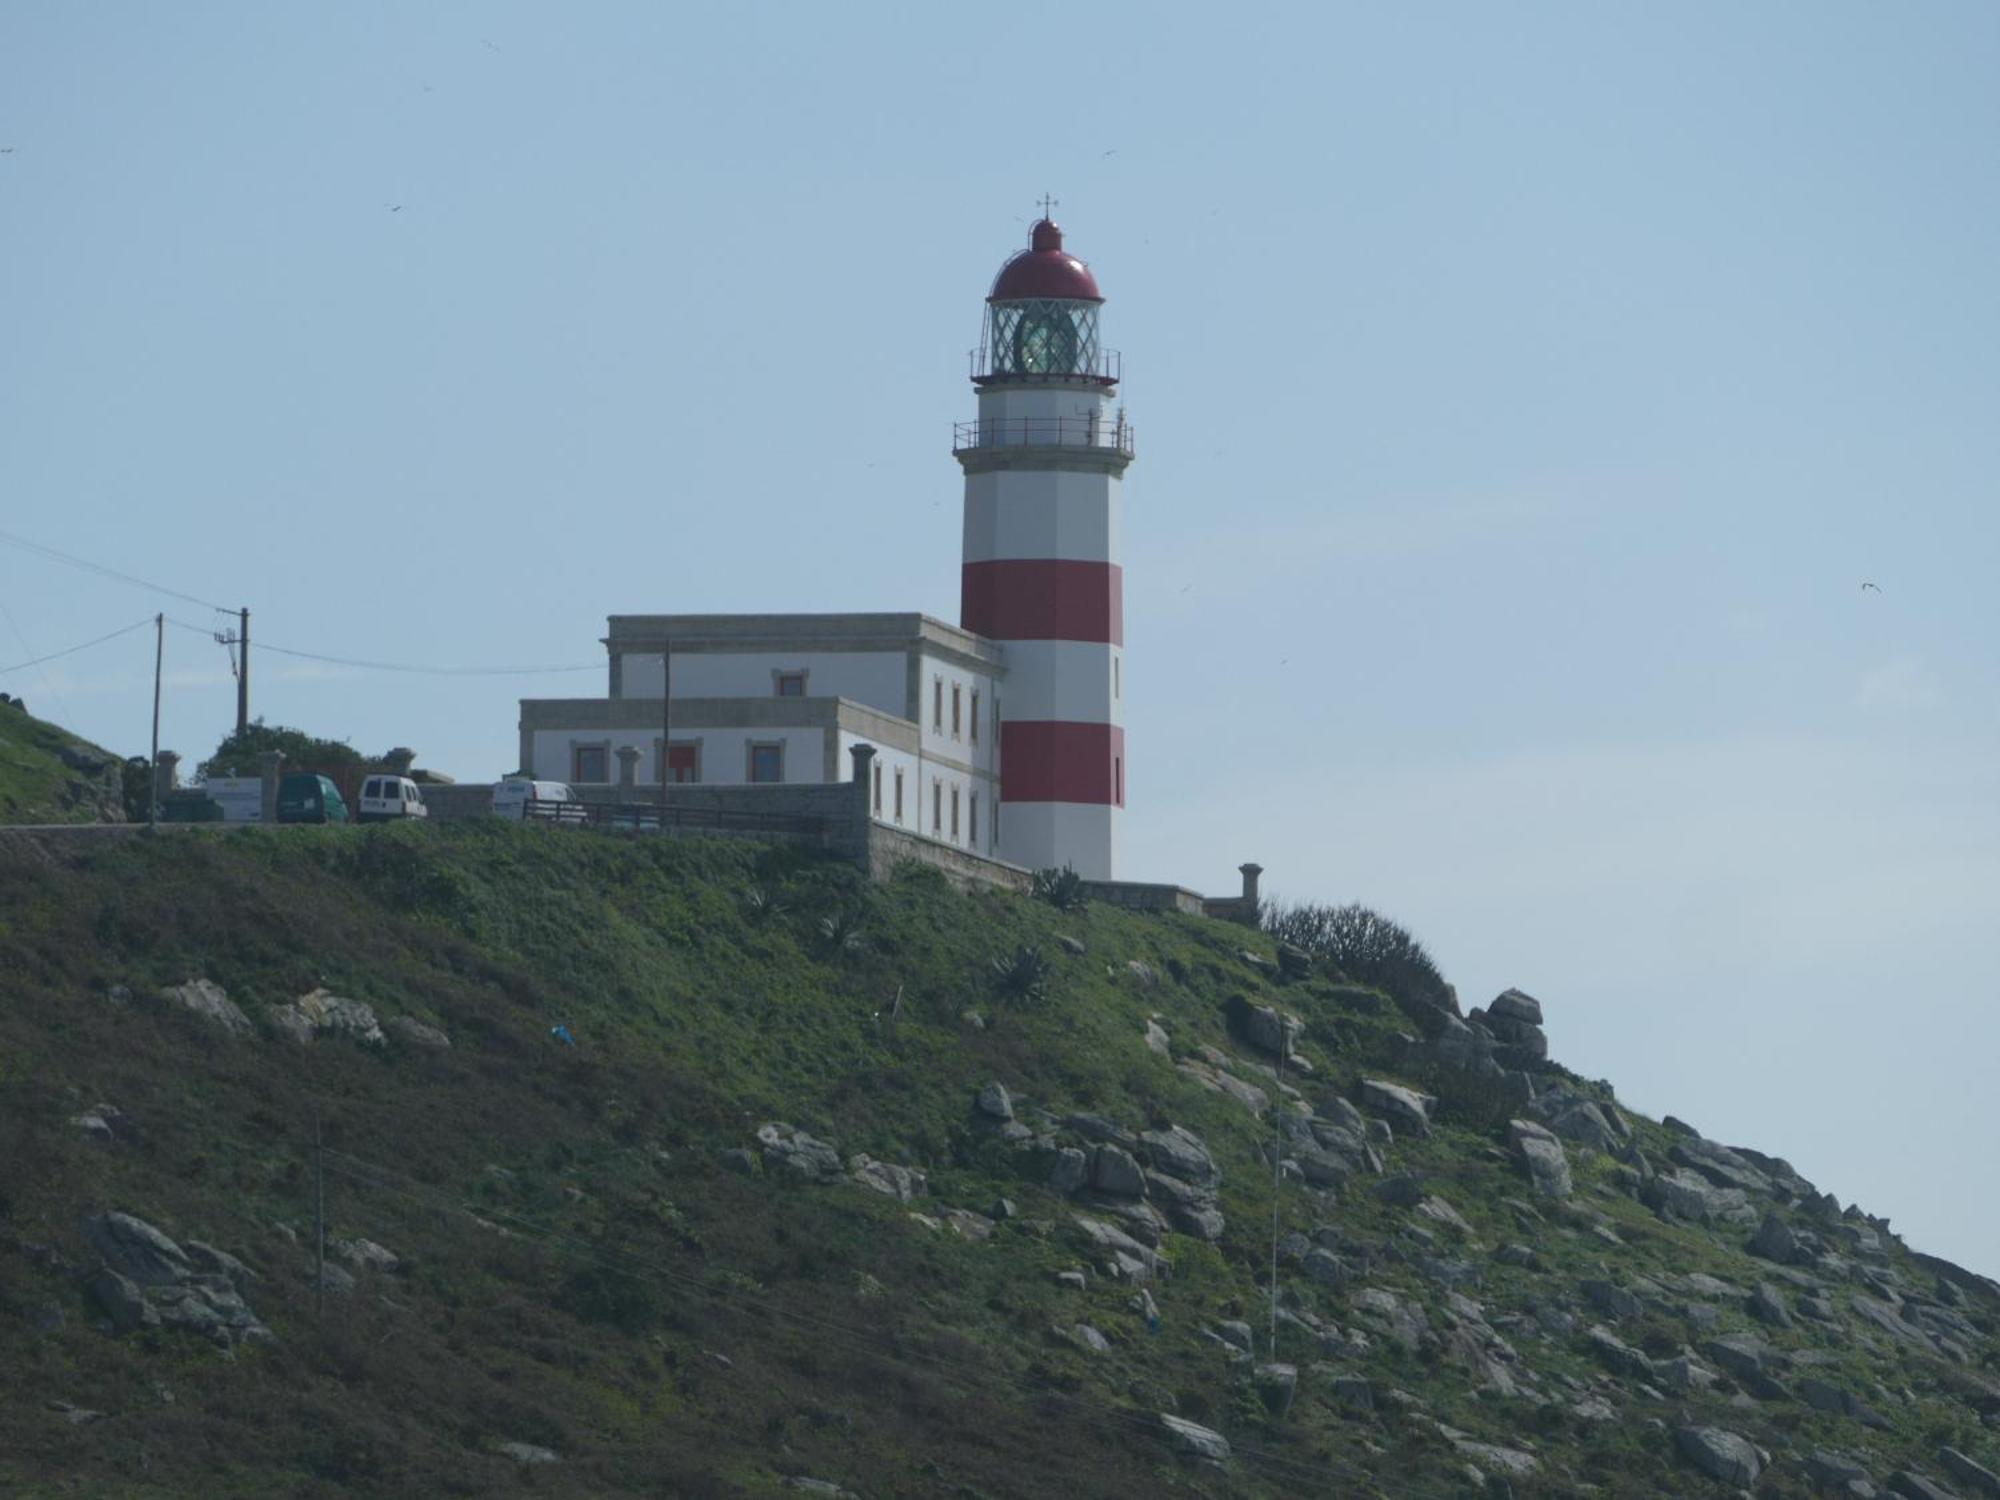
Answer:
top-left (952, 416), bottom-right (1136, 457)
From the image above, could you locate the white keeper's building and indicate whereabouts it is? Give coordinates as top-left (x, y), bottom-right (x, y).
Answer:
top-left (519, 215), bottom-right (1134, 878)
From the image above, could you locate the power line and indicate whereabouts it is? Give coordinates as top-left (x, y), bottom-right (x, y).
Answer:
top-left (0, 616), bottom-right (157, 676)
top-left (162, 618), bottom-right (598, 677)
top-left (0, 527), bottom-right (234, 613)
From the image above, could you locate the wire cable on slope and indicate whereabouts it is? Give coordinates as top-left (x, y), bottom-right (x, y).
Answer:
top-left (0, 527), bottom-right (233, 613)
top-left (0, 616), bottom-right (157, 677)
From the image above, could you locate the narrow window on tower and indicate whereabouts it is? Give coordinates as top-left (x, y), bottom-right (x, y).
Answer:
top-left (933, 678), bottom-right (943, 731)
top-left (775, 671), bottom-right (806, 698)
top-left (991, 794), bottom-right (999, 846)
top-left (932, 780), bottom-right (942, 834)
top-left (1114, 656), bottom-right (1120, 699)
top-left (872, 761), bottom-right (882, 814)
top-left (1114, 756), bottom-right (1122, 806)
top-left (950, 785), bottom-right (960, 840)
top-left (970, 691), bottom-right (980, 744)
top-left (894, 768), bottom-right (904, 823)
top-left (951, 684), bottom-right (961, 739)
top-left (968, 792), bottom-right (978, 848)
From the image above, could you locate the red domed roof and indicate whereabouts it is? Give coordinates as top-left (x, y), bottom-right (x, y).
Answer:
top-left (989, 219), bottom-right (1103, 303)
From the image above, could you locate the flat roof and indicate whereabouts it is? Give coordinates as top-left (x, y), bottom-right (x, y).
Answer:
top-left (603, 612), bottom-right (1004, 666)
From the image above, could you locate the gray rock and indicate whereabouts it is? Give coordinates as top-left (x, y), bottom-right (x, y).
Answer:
top-left (1329, 1373), bottom-right (1375, 1411)
top-left (1676, 1424), bottom-right (1764, 1486)
top-left (317, 1262), bottom-right (357, 1295)
top-left (384, 1015), bottom-right (451, 1048)
top-left (1143, 1018), bottom-right (1171, 1056)
top-left (1254, 1362), bottom-right (1298, 1417)
top-left (497, 1441), bottom-right (560, 1464)
top-left (1160, 1413), bottom-right (1230, 1465)
top-left (87, 1267), bottom-right (160, 1333)
top-left (1581, 1279), bottom-right (1642, 1320)
top-left (1750, 1281), bottom-right (1794, 1327)
top-left (185, 1241), bottom-right (258, 1290)
top-left (1807, 1450), bottom-right (1876, 1491)
top-left (157, 979), bottom-right (252, 1036)
top-left (1216, 1319), bottom-right (1254, 1353)
top-left (1585, 1324), bottom-right (1652, 1379)
top-left (1889, 1473), bottom-right (1967, 1500)
top-left (1226, 993), bottom-right (1303, 1058)
top-left (1359, 1078), bottom-right (1434, 1136)
top-left (1546, 1101), bottom-right (1617, 1153)
top-left (1508, 1120), bottom-right (1571, 1199)
top-left (1488, 989), bottom-right (1543, 1026)
top-left (83, 1211), bottom-right (191, 1286)
top-left (1751, 1211), bottom-right (1808, 1264)
top-left (1139, 1125), bottom-right (1220, 1185)
top-left (975, 1081), bottom-right (1014, 1120)
top-left (1939, 1448), bottom-right (2000, 1498)
top-left (1070, 1322), bottom-right (1112, 1353)
top-left (1088, 1145), bottom-right (1147, 1198)
top-left (756, 1123), bottom-right (841, 1181)
top-left (848, 1154), bottom-right (927, 1202)
top-left (1055, 1269), bottom-right (1087, 1290)
top-left (1048, 1147), bottom-right (1088, 1196)
top-left (269, 988), bottom-right (385, 1046)
top-left (1057, 935), bottom-right (1087, 956)
top-left (335, 1237), bottom-right (398, 1273)
top-left (1303, 1247), bottom-right (1348, 1287)
top-left (1656, 1353), bottom-right (1717, 1394)
top-left (1125, 959), bottom-right (1159, 988)
top-left (1702, 1333), bottom-right (1770, 1381)
top-left (719, 1147), bottom-right (759, 1176)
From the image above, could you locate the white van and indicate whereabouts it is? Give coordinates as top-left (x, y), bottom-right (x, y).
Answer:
top-left (358, 775), bottom-right (428, 823)
top-left (492, 778), bottom-right (578, 822)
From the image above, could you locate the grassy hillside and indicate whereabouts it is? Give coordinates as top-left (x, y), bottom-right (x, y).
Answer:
top-left (0, 700), bottom-right (129, 823)
top-left (2, 823), bottom-right (1996, 1499)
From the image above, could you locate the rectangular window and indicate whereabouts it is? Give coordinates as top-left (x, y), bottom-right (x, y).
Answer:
top-left (776, 671), bottom-right (806, 697)
top-left (894, 767), bottom-right (904, 823)
top-left (1114, 656), bottom-right (1120, 699)
top-left (660, 740), bottom-right (700, 784)
top-left (933, 678), bottom-right (943, 731)
top-left (1114, 755), bottom-right (1122, 806)
top-left (970, 691), bottom-right (980, 744)
top-left (968, 792), bottom-right (978, 849)
top-left (932, 780), bottom-right (942, 834)
top-left (872, 761), bottom-right (883, 813)
top-left (951, 684), bottom-right (962, 738)
top-left (748, 743), bottom-right (783, 784)
top-left (991, 796), bottom-right (999, 847)
top-left (571, 744), bottom-right (609, 784)
top-left (950, 785), bottom-right (960, 839)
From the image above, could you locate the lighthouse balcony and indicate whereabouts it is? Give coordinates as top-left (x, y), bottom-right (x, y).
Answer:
top-left (952, 416), bottom-right (1136, 460)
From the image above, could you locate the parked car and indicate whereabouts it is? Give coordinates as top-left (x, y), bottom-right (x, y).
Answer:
top-left (276, 772), bottom-right (350, 824)
top-left (491, 778), bottom-right (580, 823)
top-left (357, 774), bottom-right (428, 823)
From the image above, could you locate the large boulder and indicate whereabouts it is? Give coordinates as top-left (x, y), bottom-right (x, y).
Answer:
top-left (848, 1154), bottom-right (927, 1202)
top-left (1675, 1425), bottom-right (1764, 1487)
top-left (1160, 1413), bottom-right (1230, 1465)
top-left (157, 979), bottom-right (252, 1036)
top-left (756, 1123), bottom-right (841, 1182)
top-left (1088, 1145), bottom-right (1147, 1198)
top-left (83, 1211), bottom-right (191, 1286)
top-left (1488, 989), bottom-right (1543, 1026)
top-left (1225, 994), bottom-right (1302, 1059)
top-left (1358, 1079), bottom-right (1434, 1137)
top-left (1939, 1448), bottom-right (2000, 1498)
top-left (79, 1212), bottom-right (270, 1348)
top-left (1507, 1120), bottom-right (1571, 1199)
top-left (268, 988), bottom-right (385, 1046)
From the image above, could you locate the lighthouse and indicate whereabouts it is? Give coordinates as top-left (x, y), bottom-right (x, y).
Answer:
top-left (956, 215), bottom-right (1133, 879)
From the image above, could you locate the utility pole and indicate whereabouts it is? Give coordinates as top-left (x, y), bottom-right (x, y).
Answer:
top-left (236, 607), bottom-right (250, 736)
top-left (314, 1110), bottom-right (327, 1323)
top-left (148, 613), bottom-right (163, 828)
top-left (659, 637), bottom-right (673, 805)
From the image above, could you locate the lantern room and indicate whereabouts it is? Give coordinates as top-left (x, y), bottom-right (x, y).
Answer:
top-left (974, 218), bottom-right (1118, 385)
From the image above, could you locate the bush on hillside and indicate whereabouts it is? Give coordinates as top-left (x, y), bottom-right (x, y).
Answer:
top-left (1263, 900), bottom-right (1453, 1013)
top-left (1031, 866), bottom-right (1088, 913)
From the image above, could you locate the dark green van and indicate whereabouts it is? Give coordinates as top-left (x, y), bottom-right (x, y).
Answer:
top-left (276, 772), bottom-right (350, 825)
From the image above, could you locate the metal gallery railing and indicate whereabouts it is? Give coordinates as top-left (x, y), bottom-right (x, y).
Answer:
top-left (951, 416), bottom-right (1136, 457)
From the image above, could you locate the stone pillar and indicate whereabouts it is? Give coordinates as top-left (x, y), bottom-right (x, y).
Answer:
top-left (847, 744), bottom-right (878, 873)
top-left (615, 744), bottom-right (641, 790)
top-left (1237, 863), bottom-right (1264, 926)
top-left (259, 751), bottom-right (285, 824)
top-left (154, 750), bottom-right (180, 806)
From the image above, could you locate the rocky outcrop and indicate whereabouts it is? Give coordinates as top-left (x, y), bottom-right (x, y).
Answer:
top-left (81, 1211), bottom-right (270, 1349)
top-left (756, 1123), bottom-right (841, 1182)
top-left (384, 1015), bottom-right (450, 1049)
top-left (268, 988), bottom-right (385, 1045)
top-left (157, 979), bottom-right (252, 1036)
top-left (1225, 993), bottom-right (1302, 1060)
top-left (1358, 1079), bottom-right (1434, 1137)
top-left (849, 1155), bottom-right (927, 1202)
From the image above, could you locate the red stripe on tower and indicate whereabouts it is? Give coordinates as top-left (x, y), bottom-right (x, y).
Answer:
top-left (960, 560), bottom-right (1122, 645)
top-left (1000, 721), bottom-right (1125, 805)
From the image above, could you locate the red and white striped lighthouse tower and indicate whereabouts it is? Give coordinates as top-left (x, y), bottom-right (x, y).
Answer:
top-left (956, 213), bottom-right (1134, 878)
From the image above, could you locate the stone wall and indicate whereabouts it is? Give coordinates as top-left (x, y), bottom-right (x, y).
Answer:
top-left (866, 823), bottom-right (1034, 893)
top-left (1082, 880), bottom-right (1206, 917)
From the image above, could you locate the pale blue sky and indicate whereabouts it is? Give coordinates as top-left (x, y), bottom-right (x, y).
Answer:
top-left (4, 4), bottom-right (1997, 1270)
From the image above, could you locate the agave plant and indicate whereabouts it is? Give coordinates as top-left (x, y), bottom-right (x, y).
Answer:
top-left (818, 909), bottom-right (866, 955)
top-left (1031, 865), bottom-right (1088, 913)
top-left (741, 885), bottom-right (788, 926)
top-left (990, 944), bottom-right (1052, 1007)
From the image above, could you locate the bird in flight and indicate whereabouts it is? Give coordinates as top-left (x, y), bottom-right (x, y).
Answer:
top-left (387, 204), bottom-right (403, 213)
top-left (1861, 582), bottom-right (1882, 593)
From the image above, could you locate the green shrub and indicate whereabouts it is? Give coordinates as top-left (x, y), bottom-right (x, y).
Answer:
top-left (1030, 865), bottom-right (1088, 913)
top-left (1264, 900), bottom-right (1452, 1013)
